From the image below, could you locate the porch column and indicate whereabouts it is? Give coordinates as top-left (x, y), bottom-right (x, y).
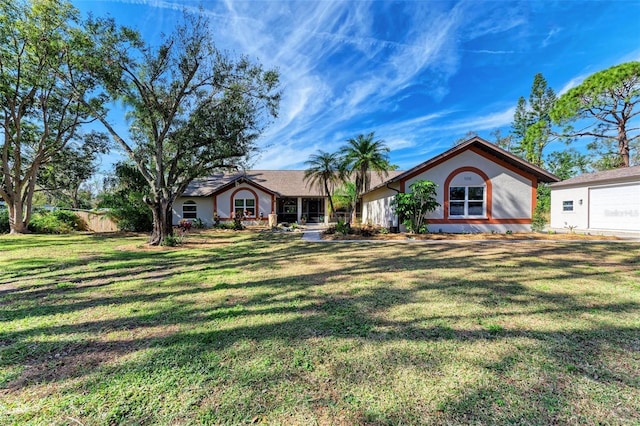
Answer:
top-left (324, 197), bottom-right (330, 224)
top-left (297, 197), bottom-right (303, 223)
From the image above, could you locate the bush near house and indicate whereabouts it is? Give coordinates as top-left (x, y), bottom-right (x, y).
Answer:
top-left (0, 208), bottom-right (85, 235)
top-left (325, 221), bottom-right (387, 237)
top-left (28, 210), bottom-right (86, 234)
top-left (0, 207), bottom-right (9, 234)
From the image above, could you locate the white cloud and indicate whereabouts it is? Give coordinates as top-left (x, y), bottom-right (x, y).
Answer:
top-left (428, 107), bottom-right (516, 133)
top-left (95, 1), bottom-right (553, 171)
top-left (542, 27), bottom-right (562, 48)
top-left (558, 75), bottom-right (586, 95)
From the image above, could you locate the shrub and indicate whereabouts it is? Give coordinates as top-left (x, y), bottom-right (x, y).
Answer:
top-left (178, 219), bottom-right (192, 231)
top-left (213, 221), bottom-right (234, 230)
top-left (232, 214), bottom-right (245, 231)
top-left (192, 217), bottom-right (206, 229)
top-left (162, 232), bottom-right (185, 247)
top-left (335, 220), bottom-right (350, 235)
top-left (28, 210), bottom-right (84, 234)
top-left (390, 180), bottom-right (439, 234)
top-left (0, 208), bottom-right (9, 234)
top-left (52, 210), bottom-right (86, 230)
top-left (531, 207), bottom-right (548, 232)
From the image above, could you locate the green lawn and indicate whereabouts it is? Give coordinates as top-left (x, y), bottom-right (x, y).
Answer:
top-left (1, 231), bottom-right (639, 425)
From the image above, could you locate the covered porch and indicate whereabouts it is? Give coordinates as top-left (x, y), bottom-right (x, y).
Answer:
top-left (276, 197), bottom-right (329, 224)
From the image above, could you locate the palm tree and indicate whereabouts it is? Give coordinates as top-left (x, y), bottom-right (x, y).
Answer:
top-left (333, 181), bottom-right (358, 224)
top-left (304, 150), bottom-right (342, 220)
top-left (340, 132), bottom-right (394, 196)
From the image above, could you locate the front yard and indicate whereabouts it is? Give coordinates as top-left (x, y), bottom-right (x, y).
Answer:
top-left (1, 231), bottom-right (639, 424)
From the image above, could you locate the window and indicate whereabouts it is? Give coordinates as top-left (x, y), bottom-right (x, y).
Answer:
top-left (183, 200), bottom-right (197, 219)
top-left (563, 200), bottom-right (574, 212)
top-left (234, 198), bottom-right (255, 217)
top-left (449, 186), bottom-right (485, 217)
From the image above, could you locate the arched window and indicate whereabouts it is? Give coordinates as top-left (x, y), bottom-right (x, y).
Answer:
top-left (183, 200), bottom-right (197, 219)
top-left (444, 168), bottom-right (491, 219)
top-left (449, 186), bottom-right (485, 217)
top-left (234, 198), bottom-right (255, 217)
top-left (232, 189), bottom-right (258, 218)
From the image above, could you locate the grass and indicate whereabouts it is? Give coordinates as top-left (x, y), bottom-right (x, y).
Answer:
top-left (0, 230), bottom-right (639, 425)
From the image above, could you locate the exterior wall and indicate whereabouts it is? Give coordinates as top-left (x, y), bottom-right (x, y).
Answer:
top-left (173, 196), bottom-right (215, 226)
top-left (408, 150), bottom-right (533, 232)
top-left (404, 150), bottom-right (533, 220)
top-left (550, 181), bottom-right (640, 234)
top-left (215, 183), bottom-right (274, 220)
top-left (363, 149), bottom-right (536, 233)
top-left (362, 184), bottom-right (400, 226)
top-left (550, 186), bottom-right (589, 230)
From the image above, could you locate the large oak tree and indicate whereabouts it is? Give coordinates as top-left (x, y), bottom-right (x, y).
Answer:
top-left (0, 0), bottom-right (98, 233)
top-left (79, 11), bottom-right (280, 245)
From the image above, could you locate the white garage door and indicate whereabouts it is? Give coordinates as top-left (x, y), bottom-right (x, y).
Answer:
top-left (589, 184), bottom-right (640, 231)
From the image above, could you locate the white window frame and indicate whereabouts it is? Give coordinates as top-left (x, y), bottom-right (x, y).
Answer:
top-left (562, 200), bottom-right (574, 212)
top-left (183, 200), bottom-right (197, 219)
top-left (234, 198), bottom-right (256, 217)
top-left (449, 186), bottom-right (486, 218)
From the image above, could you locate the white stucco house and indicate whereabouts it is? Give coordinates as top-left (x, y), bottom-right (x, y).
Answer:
top-left (361, 137), bottom-right (559, 233)
top-left (173, 137), bottom-right (559, 233)
top-left (172, 169), bottom-right (401, 226)
top-left (550, 165), bottom-right (640, 235)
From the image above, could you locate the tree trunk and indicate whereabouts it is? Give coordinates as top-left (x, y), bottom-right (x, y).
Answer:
top-left (8, 200), bottom-right (28, 234)
top-left (324, 181), bottom-right (336, 221)
top-left (148, 198), bottom-right (174, 245)
top-left (618, 125), bottom-right (630, 167)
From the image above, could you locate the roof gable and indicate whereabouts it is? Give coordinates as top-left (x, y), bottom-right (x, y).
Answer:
top-left (366, 137), bottom-right (559, 193)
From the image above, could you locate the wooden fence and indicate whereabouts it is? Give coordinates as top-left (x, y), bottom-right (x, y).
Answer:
top-left (74, 210), bottom-right (119, 233)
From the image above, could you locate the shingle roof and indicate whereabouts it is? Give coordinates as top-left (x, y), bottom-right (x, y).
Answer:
top-left (182, 170), bottom-right (404, 197)
top-left (550, 165), bottom-right (640, 188)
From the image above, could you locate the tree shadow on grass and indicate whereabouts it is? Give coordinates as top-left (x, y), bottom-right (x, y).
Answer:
top-left (1, 236), bottom-right (639, 423)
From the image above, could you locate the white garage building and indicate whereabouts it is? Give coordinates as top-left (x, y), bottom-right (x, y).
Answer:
top-left (550, 166), bottom-right (640, 235)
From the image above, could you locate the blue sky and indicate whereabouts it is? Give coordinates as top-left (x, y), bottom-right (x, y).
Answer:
top-left (73, 0), bottom-right (640, 172)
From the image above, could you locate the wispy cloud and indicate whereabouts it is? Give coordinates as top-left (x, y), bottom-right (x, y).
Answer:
top-left (194, 1), bottom-right (489, 168)
top-left (428, 107), bottom-right (516, 133)
top-left (465, 50), bottom-right (515, 55)
top-left (542, 27), bottom-right (562, 48)
top-left (96, 0), bottom-right (637, 171)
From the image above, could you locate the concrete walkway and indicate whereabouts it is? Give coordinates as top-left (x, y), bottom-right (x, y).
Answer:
top-left (301, 223), bottom-right (325, 242)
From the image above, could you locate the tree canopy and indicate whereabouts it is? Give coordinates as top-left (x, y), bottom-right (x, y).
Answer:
top-left (511, 73), bottom-right (557, 167)
top-left (304, 151), bottom-right (343, 219)
top-left (0, 0), bottom-right (99, 233)
top-left (78, 11), bottom-right (281, 245)
top-left (37, 132), bottom-right (109, 209)
top-left (551, 61), bottom-right (640, 167)
top-left (340, 132), bottom-right (395, 197)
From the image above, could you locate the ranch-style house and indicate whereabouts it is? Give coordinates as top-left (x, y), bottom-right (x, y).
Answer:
top-left (173, 137), bottom-right (560, 233)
